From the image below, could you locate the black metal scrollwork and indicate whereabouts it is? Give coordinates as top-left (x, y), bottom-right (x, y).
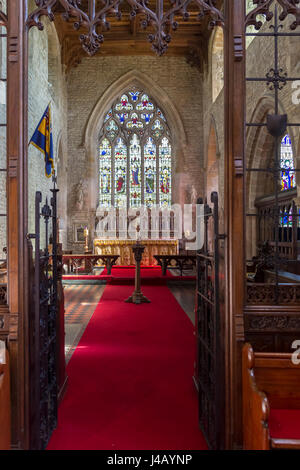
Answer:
top-left (245, 0), bottom-right (300, 30)
top-left (32, 175), bottom-right (59, 450)
top-left (194, 192), bottom-right (224, 450)
top-left (27, 0), bottom-right (224, 56)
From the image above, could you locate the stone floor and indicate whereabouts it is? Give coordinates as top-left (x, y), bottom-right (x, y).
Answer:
top-left (64, 284), bottom-right (105, 363)
top-left (63, 276), bottom-right (196, 364)
top-left (167, 281), bottom-right (196, 324)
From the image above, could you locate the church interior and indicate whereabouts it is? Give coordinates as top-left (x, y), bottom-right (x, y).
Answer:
top-left (1, 0), bottom-right (300, 452)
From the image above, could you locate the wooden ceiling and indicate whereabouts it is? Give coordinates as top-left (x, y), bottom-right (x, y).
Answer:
top-left (47, 0), bottom-right (224, 72)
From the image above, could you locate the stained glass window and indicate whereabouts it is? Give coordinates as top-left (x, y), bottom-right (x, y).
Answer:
top-left (159, 137), bottom-right (172, 207)
top-left (280, 134), bottom-right (296, 191)
top-left (144, 137), bottom-right (156, 207)
top-left (130, 134), bottom-right (142, 207)
top-left (99, 138), bottom-right (111, 208)
top-left (114, 137), bottom-right (127, 208)
top-left (98, 88), bottom-right (172, 208)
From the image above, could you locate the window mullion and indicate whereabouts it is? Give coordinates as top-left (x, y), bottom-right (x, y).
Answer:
top-left (141, 137), bottom-right (145, 206)
top-left (157, 138), bottom-right (160, 206)
top-left (112, 140), bottom-right (115, 207)
top-left (127, 138), bottom-right (130, 208)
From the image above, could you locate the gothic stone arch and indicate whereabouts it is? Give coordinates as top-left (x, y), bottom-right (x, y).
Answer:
top-left (246, 96), bottom-right (297, 257)
top-left (83, 69), bottom-right (187, 210)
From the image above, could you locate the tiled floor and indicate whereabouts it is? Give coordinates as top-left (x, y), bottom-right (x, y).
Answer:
top-left (63, 279), bottom-right (196, 364)
top-left (64, 284), bottom-right (105, 363)
top-left (167, 281), bottom-right (196, 324)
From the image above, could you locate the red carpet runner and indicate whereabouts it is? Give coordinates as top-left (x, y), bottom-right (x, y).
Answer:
top-left (48, 283), bottom-right (207, 450)
top-left (63, 266), bottom-right (196, 282)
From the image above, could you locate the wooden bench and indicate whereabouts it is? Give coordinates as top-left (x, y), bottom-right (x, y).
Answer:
top-left (243, 343), bottom-right (300, 450)
top-left (62, 254), bottom-right (119, 275)
top-left (0, 345), bottom-right (10, 450)
top-left (153, 254), bottom-right (196, 276)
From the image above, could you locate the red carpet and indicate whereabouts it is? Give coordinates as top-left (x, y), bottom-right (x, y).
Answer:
top-left (269, 409), bottom-right (300, 439)
top-left (63, 266), bottom-right (196, 283)
top-left (47, 283), bottom-right (207, 450)
top-left (101, 266), bottom-right (173, 278)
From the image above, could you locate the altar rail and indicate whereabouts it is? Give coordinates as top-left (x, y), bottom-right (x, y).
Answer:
top-left (63, 254), bottom-right (119, 275)
top-left (154, 254), bottom-right (196, 276)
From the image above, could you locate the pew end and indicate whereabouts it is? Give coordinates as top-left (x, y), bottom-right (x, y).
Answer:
top-left (0, 347), bottom-right (11, 450)
top-left (242, 344), bottom-right (270, 450)
top-left (243, 343), bottom-right (300, 450)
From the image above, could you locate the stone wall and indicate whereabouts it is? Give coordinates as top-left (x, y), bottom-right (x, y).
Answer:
top-left (65, 55), bottom-right (204, 251)
top-left (27, 15), bottom-right (68, 248)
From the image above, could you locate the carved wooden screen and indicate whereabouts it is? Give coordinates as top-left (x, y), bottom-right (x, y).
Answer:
top-left (245, 1), bottom-right (300, 351)
top-left (26, 1), bottom-right (224, 56)
top-left (0, 2), bottom-right (7, 314)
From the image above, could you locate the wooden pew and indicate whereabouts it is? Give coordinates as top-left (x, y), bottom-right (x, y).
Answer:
top-left (243, 343), bottom-right (300, 450)
top-left (0, 345), bottom-right (10, 450)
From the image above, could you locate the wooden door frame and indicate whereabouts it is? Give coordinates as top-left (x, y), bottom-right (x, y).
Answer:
top-left (223, 0), bottom-right (246, 449)
top-left (6, 0), bottom-right (30, 449)
top-left (5, 0), bottom-right (246, 449)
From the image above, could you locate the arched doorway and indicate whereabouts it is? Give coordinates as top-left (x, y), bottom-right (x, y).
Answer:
top-left (2, 0), bottom-right (267, 451)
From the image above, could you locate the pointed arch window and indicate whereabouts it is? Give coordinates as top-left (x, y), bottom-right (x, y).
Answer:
top-left (98, 89), bottom-right (172, 208)
top-left (280, 134), bottom-right (296, 191)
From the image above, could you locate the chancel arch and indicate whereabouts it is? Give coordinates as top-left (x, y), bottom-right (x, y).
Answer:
top-left (98, 88), bottom-right (172, 209)
top-left (211, 26), bottom-right (224, 103)
top-left (246, 99), bottom-right (276, 258)
top-left (83, 70), bottom-right (187, 212)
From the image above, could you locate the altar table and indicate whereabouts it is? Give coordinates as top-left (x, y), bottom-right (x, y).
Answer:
top-left (93, 239), bottom-right (178, 266)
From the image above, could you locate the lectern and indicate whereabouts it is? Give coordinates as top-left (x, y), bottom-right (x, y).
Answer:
top-left (125, 241), bottom-right (150, 304)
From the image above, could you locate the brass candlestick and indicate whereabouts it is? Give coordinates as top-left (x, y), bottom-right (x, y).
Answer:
top-left (125, 241), bottom-right (150, 304)
top-left (84, 226), bottom-right (89, 253)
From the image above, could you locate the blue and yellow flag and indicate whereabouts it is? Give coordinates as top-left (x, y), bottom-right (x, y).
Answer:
top-left (29, 104), bottom-right (54, 178)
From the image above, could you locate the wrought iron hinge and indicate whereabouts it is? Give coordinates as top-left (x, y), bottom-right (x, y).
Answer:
top-left (8, 36), bottom-right (19, 63)
top-left (26, 233), bottom-right (36, 240)
top-left (234, 156), bottom-right (243, 176)
top-left (218, 234), bottom-right (226, 240)
top-left (234, 36), bottom-right (243, 62)
top-left (8, 156), bottom-right (18, 178)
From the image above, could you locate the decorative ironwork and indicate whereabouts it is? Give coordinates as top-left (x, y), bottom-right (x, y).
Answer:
top-left (194, 192), bottom-right (224, 450)
top-left (0, 10), bottom-right (7, 26)
top-left (30, 176), bottom-right (60, 450)
top-left (27, 0), bottom-right (224, 56)
top-left (245, 5), bottom-right (300, 306)
top-left (245, 0), bottom-right (300, 30)
top-left (266, 68), bottom-right (287, 90)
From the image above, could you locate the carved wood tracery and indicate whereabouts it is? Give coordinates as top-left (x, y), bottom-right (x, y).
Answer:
top-left (245, 0), bottom-right (300, 30)
top-left (27, 0), bottom-right (224, 56)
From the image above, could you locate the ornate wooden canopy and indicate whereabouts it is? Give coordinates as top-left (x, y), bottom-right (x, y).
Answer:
top-left (27, 0), bottom-right (224, 71)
